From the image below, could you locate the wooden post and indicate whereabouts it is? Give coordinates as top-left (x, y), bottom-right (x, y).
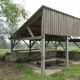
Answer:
top-left (11, 40), bottom-right (13, 62)
top-left (29, 40), bottom-right (31, 58)
top-left (65, 36), bottom-right (69, 69)
top-left (41, 9), bottom-right (45, 74)
top-left (55, 41), bottom-right (57, 54)
top-left (41, 35), bottom-right (45, 74)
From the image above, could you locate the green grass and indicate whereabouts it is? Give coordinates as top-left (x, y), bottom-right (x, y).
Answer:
top-left (58, 46), bottom-right (80, 52)
top-left (8, 63), bottom-right (80, 80)
top-left (9, 63), bottom-right (53, 80)
top-left (0, 49), bottom-right (10, 60)
top-left (51, 65), bottom-right (80, 80)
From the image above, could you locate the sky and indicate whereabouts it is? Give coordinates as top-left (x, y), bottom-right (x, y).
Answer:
top-left (21, 0), bottom-right (80, 19)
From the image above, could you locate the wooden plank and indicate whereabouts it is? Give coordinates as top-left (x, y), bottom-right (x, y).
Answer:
top-left (58, 14), bottom-right (60, 35)
top-left (63, 14), bottom-right (65, 36)
top-left (48, 10), bottom-right (51, 34)
top-left (56, 12), bottom-right (58, 35)
top-left (54, 12), bottom-right (56, 35)
top-left (11, 36), bottom-right (42, 40)
top-left (50, 11), bottom-right (53, 34)
top-left (78, 20), bottom-right (80, 36)
top-left (43, 8), bottom-right (47, 34)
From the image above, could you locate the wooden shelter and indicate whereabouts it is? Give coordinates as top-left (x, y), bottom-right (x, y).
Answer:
top-left (10, 5), bottom-right (80, 74)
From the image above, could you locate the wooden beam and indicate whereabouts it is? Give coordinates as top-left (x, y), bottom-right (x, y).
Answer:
top-left (45, 41), bottom-right (50, 48)
top-left (51, 41), bottom-right (56, 47)
top-left (11, 36), bottom-right (42, 40)
top-left (55, 41), bottom-right (57, 52)
top-left (41, 35), bottom-right (45, 74)
top-left (23, 40), bottom-right (30, 48)
top-left (69, 37), bottom-right (80, 49)
top-left (11, 40), bottom-right (13, 61)
top-left (56, 42), bottom-right (59, 47)
top-left (22, 12), bottom-right (42, 32)
top-left (41, 10), bottom-right (45, 74)
top-left (27, 27), bottom-right (41, 53)
top-left (30, 25), bottom-right (41, 28)
top-left (13, 40), bottom-right (20, 48)
top-left (31, 41), bottom-right (35, 48)
top-left (65, 37), bottom-right (69, 69)
top-left (29, 40), bottom-right (32, 59)
top-left (58, 41), bottom-right (65, 50)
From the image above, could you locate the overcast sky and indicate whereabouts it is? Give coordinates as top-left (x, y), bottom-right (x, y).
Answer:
top-left (22, 0), bottom-right (80, 19)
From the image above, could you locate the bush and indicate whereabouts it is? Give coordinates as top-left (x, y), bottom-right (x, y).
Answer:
top-left (0, 53), bottom-right (6, 60)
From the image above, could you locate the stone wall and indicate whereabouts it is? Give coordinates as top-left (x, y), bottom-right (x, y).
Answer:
top-left (6, 50), bottom-right (80, 62)
top-left (6, 50), bottom-right (56, 62)
top-left (57, 51), bottom-right (80, 60)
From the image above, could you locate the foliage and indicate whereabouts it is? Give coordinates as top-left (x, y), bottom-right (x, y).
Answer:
top-left (0, 0), bottom-right (28, 38)
top-left (0, 0), bottom-right (27, 25)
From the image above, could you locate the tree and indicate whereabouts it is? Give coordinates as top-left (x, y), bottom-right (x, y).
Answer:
top-left (0, 0), bottom-right (28, 38)
top-left (0, 38), bottom-right (7, 49)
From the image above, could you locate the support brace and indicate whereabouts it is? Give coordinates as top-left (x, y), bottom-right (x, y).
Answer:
top-left (23, 40), bottom-right (30, 48)
top-left (45, 41), bottom-right (50, 48)
top-left (58, 41), bottom-right (65, 50)
top-left (27, 27), bottom-right (41, 53)
top-left (51, 41), bottom-right (56, 47)
top-left (69, 37), bottom-right (80, 49)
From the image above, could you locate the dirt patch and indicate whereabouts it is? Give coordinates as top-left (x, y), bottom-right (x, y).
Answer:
top-left (0, 60), bottom-right (23, 80)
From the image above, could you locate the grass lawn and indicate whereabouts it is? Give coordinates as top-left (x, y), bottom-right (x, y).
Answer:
top-left (57, 46), bottom-right (80, 52)
top-left (51, 65), bottom-right (80, 80)
top-left (8, 63), bottom-right (80, 80)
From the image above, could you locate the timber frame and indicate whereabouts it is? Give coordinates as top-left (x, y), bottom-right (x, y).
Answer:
top-left (10, 5), bottom-right (80, 74)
